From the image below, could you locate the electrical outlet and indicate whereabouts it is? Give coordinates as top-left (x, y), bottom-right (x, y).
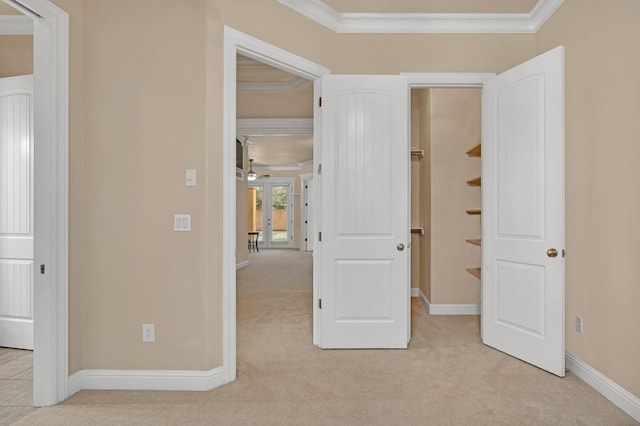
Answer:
top-left (142, 324), bottom-right (155, 342)
top-left (575, 316), bottom-right (583, 334)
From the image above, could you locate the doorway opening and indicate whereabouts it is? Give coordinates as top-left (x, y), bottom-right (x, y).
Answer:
top-left (408, 87), bottom-right (483, 322)
top-left (234, 48), bottom-right (316, 376)
top-left (0, 0), bottom-right (69, 407)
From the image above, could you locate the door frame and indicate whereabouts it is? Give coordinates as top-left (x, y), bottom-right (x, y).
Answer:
top-left (223, 26), bottom-right (330, 382)
top-left (248, 177), bottom-right (296, 249)
top-left (0, 0), bottom-right (70, 406)
top-left (223, 28), bottom-right (503, 379)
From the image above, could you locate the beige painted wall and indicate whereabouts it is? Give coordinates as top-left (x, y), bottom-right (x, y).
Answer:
top-left (416, 90), bottom-right (432, 301)
top-left (410, 91), bottom-right (422, 292)
top-left (80, 0), bottom-right (211, 371)
top-left (537, 0), bottom-right (640, 398)
top-left (429, 88), bottom-right (481, 304)
top-left (237, 84), bottom-right (313, 118)
top-left (61, 0), bottom-right (538, 374)
top-left (0, 36), bottom-right (32, 77)
top-left (236, 146), bottom-right (249, 265)
top-left (55, 0), bottom-right (640, 402)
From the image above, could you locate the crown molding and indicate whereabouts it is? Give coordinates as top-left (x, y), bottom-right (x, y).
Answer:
top-left (237, 118), bottom-right (313, 136)
top-left (278, 0), bottom-right (564, 33)
top-left (0, 15), bottom-right (33, 35)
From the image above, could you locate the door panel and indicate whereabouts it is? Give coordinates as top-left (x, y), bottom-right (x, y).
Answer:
top-left (320, 75), bottom-right (409, 349)
top-left (482, 46), bottom-right (564, 376)
top-left (0, 75), bottom-right (34, 350)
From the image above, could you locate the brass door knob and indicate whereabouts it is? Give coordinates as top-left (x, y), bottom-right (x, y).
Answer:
top-left (397, 243), bottom-right (405, 252)
top-left (547, 248), bottom-right (558, 258)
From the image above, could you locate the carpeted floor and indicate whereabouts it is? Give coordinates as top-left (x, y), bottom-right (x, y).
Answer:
top-left (15, 249), bottom-right (636, 425)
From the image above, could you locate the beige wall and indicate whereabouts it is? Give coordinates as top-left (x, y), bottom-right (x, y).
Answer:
top-left (417, 90), bottom-right (432, 301)
top-left (54, 0), bottom-right (640, 402)
top-left (62, 0), bottom-right (538, 375)
top-left (236, 146), bottom-right (249, 265)
top-left (409, 91), bottom-right (422, 292)
top-left (236, 84), bottom-right (313, 118)
top-left (79, 0), bottom-right (211, 371)
top-left (0, 36), bottom-right (32, 77)
top-left (537, 0), bottom-right (640, 398)
top-left (429, 88), bottom-right (481, 304)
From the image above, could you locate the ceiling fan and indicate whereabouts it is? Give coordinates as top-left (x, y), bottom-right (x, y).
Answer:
top-left (247, 158), bottom-right (258, 181)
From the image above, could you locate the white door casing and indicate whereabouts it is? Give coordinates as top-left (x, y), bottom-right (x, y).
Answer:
top-left (319, 75), bottom-right (410, 349)
top-left (482, 46), bottom-right (565, 376)
top-left (0, 75), bottom-right (34, 350)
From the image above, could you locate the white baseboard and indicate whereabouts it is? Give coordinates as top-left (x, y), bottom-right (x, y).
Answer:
top-left (411, 289), bottom-right (479, 315)
top-left (429, 303), bottom-right (480, 315)
top-left (566, 352), bottom-right (640, 422)
top-left (68, 367), bottom-right (227, 394)
top-left (236, 260), bottom-right (249, 270)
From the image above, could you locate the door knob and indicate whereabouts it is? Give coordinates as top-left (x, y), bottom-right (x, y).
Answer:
top-left (397, 243), bottom-right (405, 252)
top-left (547, 248), bottom-right (558, 258)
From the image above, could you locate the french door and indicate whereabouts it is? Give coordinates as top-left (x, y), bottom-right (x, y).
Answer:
top-left (249, 180), bottom-right (294, 248)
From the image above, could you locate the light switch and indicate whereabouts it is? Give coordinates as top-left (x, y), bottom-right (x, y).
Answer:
top-left (174, 214), bottom-right (191, 232)
top-left (185, 169), bottom-right (197, 187)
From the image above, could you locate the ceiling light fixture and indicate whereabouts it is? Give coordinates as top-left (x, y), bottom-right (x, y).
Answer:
top-left (247, 158), bottom-right (258, 181)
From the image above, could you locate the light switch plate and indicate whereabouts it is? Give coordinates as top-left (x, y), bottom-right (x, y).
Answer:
top-left (174, 214), bottom-right (191, 232)
top-left (185, 169), bottom-right (196, 187)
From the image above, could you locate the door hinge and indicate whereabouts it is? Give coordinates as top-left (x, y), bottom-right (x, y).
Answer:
top-left (562, 249), bottom-right (566, 258)
top-left (319, 96), bottom-right (322, 107)
top-left (318, 231), bottom-right (322, 242)
top-left (318, 299), bottom-right (322, 309)
top-left (318, 164), bottom-right (322, 174)
top-left (40, 264), bottom-right (45, 274)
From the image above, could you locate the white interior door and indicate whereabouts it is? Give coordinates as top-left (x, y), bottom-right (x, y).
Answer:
top-left (0, 75), bottom-right (34, 350)
top-left (319, 75), bottom-right (410, 349)
top-left (482, 46), bottom-right (565, 376)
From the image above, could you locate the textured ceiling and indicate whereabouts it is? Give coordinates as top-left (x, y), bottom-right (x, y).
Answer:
top-left (238, 55), bottom-right (313, 168)
top-left (321, 0), bottom-right (538, 14)
top-left (247, 136), bottom-right (313, 169)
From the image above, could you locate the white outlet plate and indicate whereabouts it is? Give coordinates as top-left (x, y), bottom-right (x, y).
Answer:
top-left (575, 316), bottom-right (583, 333)
top-left (142, 324), bottom-right (155, 342)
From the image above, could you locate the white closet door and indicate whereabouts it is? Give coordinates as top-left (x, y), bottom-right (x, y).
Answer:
top-left (482, 47), bottom-right (565, 376)
top-left (319, 75), bottom-right (410, 348)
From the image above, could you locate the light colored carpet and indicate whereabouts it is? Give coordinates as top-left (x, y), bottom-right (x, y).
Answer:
top-left (16, 249), bottom-right (636, 425)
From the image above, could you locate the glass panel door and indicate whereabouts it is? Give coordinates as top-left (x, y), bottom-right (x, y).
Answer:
top-left (249, 182), bottom-right (292, 249)
top-left (247, 186), bottom-right (264, 242)
top-left (270, 185), bottom-right (289, 245)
